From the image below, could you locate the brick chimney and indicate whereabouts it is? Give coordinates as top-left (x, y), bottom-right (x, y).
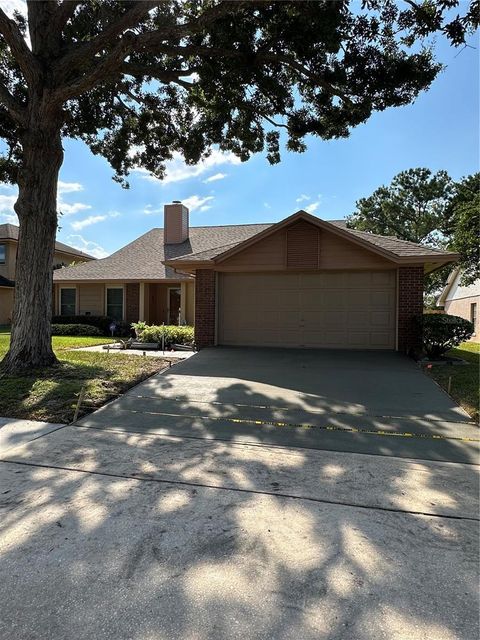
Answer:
top-left (164, 201), bottom-right (189, 244)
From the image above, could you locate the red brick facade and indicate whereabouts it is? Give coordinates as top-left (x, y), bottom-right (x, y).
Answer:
top-left (195, 269), bottom-right (216, 349)
top-left (125, 283), bottom-right (140, 324)
top-left (397, 266), bottom-right (424, 353)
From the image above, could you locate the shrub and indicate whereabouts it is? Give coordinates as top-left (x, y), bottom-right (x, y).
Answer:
top-left (136, 325), bottom-right (194, 346)
top-left (51, 315), bottom-right (131, 336)
top-left (416, 313), bottom-right (474, 359)
top-left (51, 323), bottom-right (103, 336)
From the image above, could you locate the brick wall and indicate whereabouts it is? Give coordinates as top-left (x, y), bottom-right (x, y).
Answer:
top-left (397, 266), bottom-right (424, 353)
top-left (195, 269), bottom-right (216, 349)
top-left (125, 283), bottom-right (140, 324)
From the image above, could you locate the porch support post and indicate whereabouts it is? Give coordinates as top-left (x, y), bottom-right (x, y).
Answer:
top-left (180, 281), bottom-right (187, 324)
top-left (139, 282), bottom-right (145, 321)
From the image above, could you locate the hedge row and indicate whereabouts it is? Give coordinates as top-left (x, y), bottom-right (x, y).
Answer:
top-left (51, 324), bottom-right (103, 336)
top-left (134, 324), bottom-right (194, 346)
top-left (51, 315), bottom-right (131, 336)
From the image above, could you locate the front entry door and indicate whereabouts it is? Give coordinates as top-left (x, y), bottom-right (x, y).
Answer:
top-left (168, 288), bottom-right (181, 325)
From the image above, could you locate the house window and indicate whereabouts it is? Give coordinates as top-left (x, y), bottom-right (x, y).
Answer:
top-left (60, 288), bottom-right (76, 316)
top-left (0, 244), bottom-right (5, 264)
top-left (471, 303), bottom-right (477, 334)
top-left (106, 287), bottom-right (123, 320)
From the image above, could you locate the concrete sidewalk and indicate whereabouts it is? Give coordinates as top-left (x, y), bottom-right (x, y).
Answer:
top-left (73, 344), bottom-right (196, 360)
top-left (0, 417), bottom-right (65, 454)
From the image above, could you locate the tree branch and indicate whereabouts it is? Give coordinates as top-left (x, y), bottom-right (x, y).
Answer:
top-left (137, 43), bottom-right (353, 105)
top-left (53, 0), bottom-right (161, 84)
top-left (53, 0), bottom-right (82, 33)
top-left (0, 8), bottom-right (39, 87)
top-left (0, 82), bottom-right (25, 124)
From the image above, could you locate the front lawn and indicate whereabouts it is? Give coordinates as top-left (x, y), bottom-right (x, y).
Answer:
top-left (426, 342), bottom-right (479, 422)
top-left (0, 332), bottom-right (168, 423)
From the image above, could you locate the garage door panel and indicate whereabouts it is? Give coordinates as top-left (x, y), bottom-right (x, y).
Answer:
top-left (218, 271), bottom-right (396, 349)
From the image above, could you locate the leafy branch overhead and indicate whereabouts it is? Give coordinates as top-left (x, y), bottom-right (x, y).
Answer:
top-left (0, 0), bottom-right (478, 186)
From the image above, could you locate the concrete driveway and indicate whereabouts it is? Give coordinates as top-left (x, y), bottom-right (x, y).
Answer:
top-left (0, 348), bottom-right (478, 640)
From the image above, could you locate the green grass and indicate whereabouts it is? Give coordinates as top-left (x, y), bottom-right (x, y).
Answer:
top-left (0, 332), bottom-right (168, 423)
top-left (426, 342), bottom-right (479, 422)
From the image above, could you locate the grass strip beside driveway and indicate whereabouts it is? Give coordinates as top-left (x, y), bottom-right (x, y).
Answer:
top-left (0, 333), bottom-right (168, 423)
top-left (426, 342), bottom-right (479, 423)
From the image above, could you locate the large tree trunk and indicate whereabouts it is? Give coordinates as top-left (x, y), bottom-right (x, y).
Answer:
top-left (1, 125), bottom-right (63, 372)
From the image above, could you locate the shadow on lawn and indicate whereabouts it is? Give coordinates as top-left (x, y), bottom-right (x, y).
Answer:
top-left (0, 348), bottom-right (478, 639)
top-left (0, 354), bottom-right (165, 424)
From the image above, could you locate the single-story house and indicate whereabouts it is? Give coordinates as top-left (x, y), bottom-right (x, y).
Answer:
top-left (53, 202), bottom-right (458, 352)
top-left (437, 269), bottom-right (479, 342)
top-left (0, 223), bottom-right (94, 325)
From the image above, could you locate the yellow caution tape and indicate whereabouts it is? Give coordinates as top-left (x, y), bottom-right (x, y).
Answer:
top-left (125, 408), bottom-right (480, 443)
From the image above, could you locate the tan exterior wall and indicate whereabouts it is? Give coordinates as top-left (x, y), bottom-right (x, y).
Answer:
top-left (53, 280), bottom-right (194, 325)
top-left (78, 284), bottom-right (105, 315)
top-left (0, 240), bottom-right (16, 280)
top-left (0, 288), bottom-right (14, 324)
top-left (218, 223), bottom-right (392, 271)
top-left (445, 296), bottom-right (480, 342)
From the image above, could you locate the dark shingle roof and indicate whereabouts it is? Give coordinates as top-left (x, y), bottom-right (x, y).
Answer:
top-left (167, 216), bottom-right (457, 264)
top-left (54, 213), bottom-right (457, 282)
top-left (53, 223), bottom-right (272, 281)
top-left (0, 223), bottom-right (95, 259)
top-left (328, 220), bottom-right (450, 258)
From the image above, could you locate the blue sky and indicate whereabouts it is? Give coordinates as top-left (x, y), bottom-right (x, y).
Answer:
top-left (0, 30), bottom-right (478, 258)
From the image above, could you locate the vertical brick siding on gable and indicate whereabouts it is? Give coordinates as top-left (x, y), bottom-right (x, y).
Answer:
top-left (195, 269), bottom-right (216, 349)
top-left (397, 266), bottom-right (424, 353)
top-left (125, 283), bottom-right (140, 324)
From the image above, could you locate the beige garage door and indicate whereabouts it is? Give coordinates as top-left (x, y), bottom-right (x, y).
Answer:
top-left (218, 271), bottom-right (396, 349)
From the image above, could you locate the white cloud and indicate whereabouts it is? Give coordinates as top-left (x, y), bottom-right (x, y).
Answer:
top-left (0, 193), bottom-right (18, 223)
top-left (203, 172), bottom-right (227, 183)
top-left (304, 201), bottom-right (320, 214)
top-left (58, 181), bottom-right (84, 194)
top-left (59, 201), bottom-right (92, 216)
top-left (296, 194), bottom-right (310, 203)
top-left (66, 235), bottom-right (109, 259)
top-left (71, 215), bottom-right (107, 231)
top-left (263, 202), bottom-right (271, 209)
top-left (0, 180), bottom-right (92, 219)
top-left (143, 204), bottom-right (162, 215)
top-left (135, 149), bottom-right (242, 185)
top-left (182, 195), bottom-right (214, 213)
top-left (109, 211), bottom-right (121, 218)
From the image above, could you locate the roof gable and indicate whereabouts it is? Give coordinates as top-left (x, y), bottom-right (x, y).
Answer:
top-left (214, 211), bottom-right (401, 264)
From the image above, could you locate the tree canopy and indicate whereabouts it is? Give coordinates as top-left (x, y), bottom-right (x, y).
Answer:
top-left (347, 168), bottom-right (479, 302)
top-left (346, 168), bottom-right (455, 245)
top-left (445, 173), bottom-right (480, 286)
top-left (0, 0), bottom-right (478, 371)
top-left (0, 1), bottom-right (478, 187)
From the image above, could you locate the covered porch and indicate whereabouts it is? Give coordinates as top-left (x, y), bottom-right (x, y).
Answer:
top-left (53, 279), bottom-right (195, 326)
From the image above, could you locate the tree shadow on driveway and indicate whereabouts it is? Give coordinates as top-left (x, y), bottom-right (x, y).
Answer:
top-left (0, 348), bottom-right (478, 640)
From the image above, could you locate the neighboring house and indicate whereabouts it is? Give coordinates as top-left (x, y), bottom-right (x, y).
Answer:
top-left (0, 223), bottom-right (94, 325)
top-left (437, 269), bottom-right (479, 342)
top-left (54, 203), bottom-right (457, 352)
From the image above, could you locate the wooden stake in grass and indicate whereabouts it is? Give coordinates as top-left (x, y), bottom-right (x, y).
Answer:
top-left (72, 384), bottom-right (87, 423)
top-left (447, 376), bottom-right (452, 394)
